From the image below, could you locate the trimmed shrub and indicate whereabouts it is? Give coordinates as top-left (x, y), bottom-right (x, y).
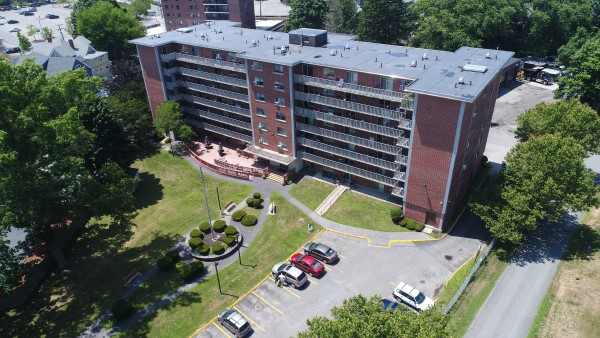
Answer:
top-left (195, 243), bottom-right (210, 255)
top-left (211, 243), bottom-right (224, 255)
top-left (253, 192), bottom-right (262, 200)
top-left (199, 221), bottom-right (211, 234)
top-left (224, 225), bottom-right (238, 236)
top-left (190, 229), bottom-right (203, 238)
top-left (176, 261), bottom-right (204, 280)
top-left (213, 219), bottom-right (227, 232)
top-left (399, 219), bottom-right (408, 228)
top-left (164, 249), bottom-right (180, 262)
top-left (246, 197), bottom-right (255, 206)
top-left (414, 222), bottom-right (425, 232)
top-left (111, 299), bottom-right (135, 321)
top-left (241, 214), bottom-right (258, 226)
top-left (232, 210), bottom-right (246, 222)
top-left (223, 236), bottom-right (236, 245)
top-left (157, 256), bottom-right (174, 270)
top-left (405, 219), bottom-right (417, 231)
top-left (188, 237), bottom-right (202, 249)
top-left (390, 208), bottom-right (404, 224)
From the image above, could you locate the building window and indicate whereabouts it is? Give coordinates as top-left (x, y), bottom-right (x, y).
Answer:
top-left (323, 88), bottom-right (334, 95)
top-left (323, 67), bottom-right (335, 78)
top-left (192, 46), bottom-right (199, 56)
top-left (277, 141), bottom-right (288, 150)
top-left (257, 108), bottom-right (266, 116)
top-left (258, 122), bottom-right (267, 130)
top-left (277, 127), bottom-right (287, 136)
top-left (252, 61), bottom-right (262, 71)
top-left (212, 50), bottom-right (222, 60)
top-left (253, 77), bottom-right (264, 86)
top-left (273, 64), bottom-right (284, 74)
top-left (228, 53), bottom-right (236, 62)
top-left (275, 97), bottom-right (285, 106)
top-left (274, 81), bottom-right (284, 91)
top-left (346, 71), bottom-right (358, 84)
top-left (259, 136), bottom-right (268, 145)
top-left (380, 76), bottom-right (393, 90)
top-left (276, 112), bottom-right (286, 121)
top-left (256, 93), bottom-right (265, 101)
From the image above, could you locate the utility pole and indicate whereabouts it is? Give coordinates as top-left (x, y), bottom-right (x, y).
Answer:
top-left (56, 24), bottom-right (65, 40)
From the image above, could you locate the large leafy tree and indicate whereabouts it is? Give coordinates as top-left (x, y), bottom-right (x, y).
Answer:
top-left (358, 0), bottom-right (412, 45)
top-left (154, 100), bottom-right (195, 141)
top-left (297, 294), bottom-right (449, 337)
top-left (286, 0), bottom-right (329, 31)
top-left (67, 0), bottom-right (119, 36)
top-left (17, 32), bottom-right (32, 54)
top-left (326, 0), bottom-right (359, 34)
top-left (76, 2), bottom-right (146, 60)
top-left (555, 32), bottom-right (600, 112)
top-left (472, 135), bottom-right (598, 244)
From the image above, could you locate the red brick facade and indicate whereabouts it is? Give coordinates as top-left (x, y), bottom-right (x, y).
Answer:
top-left (137, 45), bottom-right (166, 118)
top-left (162, 0), bottom-right (255, 31)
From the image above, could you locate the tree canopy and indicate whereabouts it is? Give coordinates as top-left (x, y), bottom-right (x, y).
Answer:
top-left (154, 100), bottom-right (195, 141)
top-left (297, 294), bottom-right (449, 338)
top-left (286, 0), bottom-right (329, 31)
top-left (76, 1), bottom-right (146, 60)
top-left (515, 100), bottom-right (600, 154)
top-left (358, 0), bottom-right (412, 45)
top-left (326, 0), bottom-right (359, 34)
top-left (17, 32), bottom-right (32, 54)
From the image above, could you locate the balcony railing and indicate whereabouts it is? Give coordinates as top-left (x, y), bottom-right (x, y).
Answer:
top-left (181, 106), bottom-right (251, 130)
top-left (294, 91), bottom-right (412, 129)
top-left (160, 53), bottom-right (245, 72)
top-left (393, 171), bottom-right (406, 181)
top-left (395, 154), bottom-right (408, 165)
top-left (294, 75), bottom-right (413, 108)
top-left (163, 67), bottom-right (177, 76)
top-left (174, 94), bottom-right (251, 117)
top-left (295, 108), bottom-right (404, 139)
top-left (203, 0), bottom-right (228, 4)
top-left (297, 137), bottom-right (399, 171)
top-left (173, 67), bottom-right (247, 87)
top-left (298, 151), bottom-right (396, 186)
top-left (296, 123), bottom-right (401, 155)
top-left (184, 119), bottom-right (252, 143)
top-left (392, 186), bottom-right (405, 198)
top-left (171, 80), bottom-right (248, 102)
top-left (244, 145), bottom-right (295, 165)
top-left (396, 137), bottom-right (409, 147)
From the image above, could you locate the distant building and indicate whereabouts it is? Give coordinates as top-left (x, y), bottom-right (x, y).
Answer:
top-left (161, 0), bottom-right (255, 31)
top-left (11, 36), bottom-right (110, 77)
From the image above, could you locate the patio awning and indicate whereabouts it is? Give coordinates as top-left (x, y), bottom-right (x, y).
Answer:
top-left (244, 145), bottom-right (295, 165)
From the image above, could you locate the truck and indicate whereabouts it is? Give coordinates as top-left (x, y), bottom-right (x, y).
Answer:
top-left (522, 66), bottom-right (560, 85)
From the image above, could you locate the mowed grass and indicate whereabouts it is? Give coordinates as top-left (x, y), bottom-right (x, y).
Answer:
top-left (289, 176), bottom-right (336, 210)
top-left (1, 151), bottom-right (253, 338)
top-left (120, 192), bottom-right (323, 337)
top-left (323, 190), bottom-right (407, 232)
top-left (435, 255), bottom-right (477, 307)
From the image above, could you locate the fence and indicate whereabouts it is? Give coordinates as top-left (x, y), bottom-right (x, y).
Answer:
top-left (187, 148), bottom-right (252, 180)
top-left (443, 237), bottom-right (498, 314)
top-left (214, 158), bottom-right (266, 177)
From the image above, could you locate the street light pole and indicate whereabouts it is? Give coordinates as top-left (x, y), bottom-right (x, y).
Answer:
top-left (214, 262), bottom-right (222, 294)
top-left (200, 166), bottom-right (215, 241)
top-left (235, 233), bottom-right (242, 265)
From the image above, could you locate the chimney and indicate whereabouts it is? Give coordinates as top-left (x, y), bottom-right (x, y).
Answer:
top-left (68, 39), bottom-right (75, 49)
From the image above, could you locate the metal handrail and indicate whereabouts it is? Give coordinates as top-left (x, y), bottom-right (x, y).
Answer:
top-left (174, 67), bottom-right (247, 87)
top-left (395, 154), bottom-right (408, 164)
top-left (174, 94), bottom-right (250, 117)
top-left (393, 171), bottom-right (406, 181)
top-left (172, 80), bottom-right (248, 102)
top-left (392, 187), bottom-right (404, 197)
top-left (184, 119), bottom-right (252, 143)
top-left (160, 53), bottom-right (245, 72)
top-left (181, 106), bottom-right (251, 130)
top-left (244, 145), bottom-right (295, 165)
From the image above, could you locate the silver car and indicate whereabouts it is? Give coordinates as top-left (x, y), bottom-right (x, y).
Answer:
top-left (217, 308), bottom-right (252, 337)
top-left (272, 262), bottom-right (308, 288)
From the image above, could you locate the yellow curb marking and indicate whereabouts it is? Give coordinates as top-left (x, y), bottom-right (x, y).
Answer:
top-left (233, 306), bottom-right (266, 332)
top-left (212, 322), bottom-right (232, 337)
top-left (283, 287), bottom-right (301, 299)
top-left (338, 254), bottom-right (346, 259)
top-left (252, 291), bottom-right (285, 315)
top-left (323, 264), bottom-right (333, 271)
top-left (307, 277), bottom-right (318, 285)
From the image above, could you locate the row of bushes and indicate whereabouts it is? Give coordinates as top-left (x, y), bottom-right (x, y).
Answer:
top-left (231, 209), bottom-right (258, 226)
top-left (399, 218), bottom-right (425, 232)
top-left (157, 249), bottom-right (181, 271)
top-left (175, 260), bottom-right (204, 280)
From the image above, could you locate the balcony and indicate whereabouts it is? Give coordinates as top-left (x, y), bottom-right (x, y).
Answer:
top-left (395, 154), bottom-right (407, 165)
top-left (203, 0), bottom-right (228, 4)
top-left (244, 145), bottom-right (295, 165)
top-left (297, 137), bottom-right (399, 171)
top-left (392, 187), bottom-right (405, 198)
top-left (173, 67), bottom-right (247, 88)
top-left (204, 5), bottom-right (229, 13)
top-left (294, 91), bottom-right (412, 129)
top-left (296, 123), bottom-right (402, 155)
top-left (174, 94), bottom-right (250, 117)
top-left (396, 137), bottom-right (409, 147)
top-left (170, 80), bottom-right (248, 102)
top-left (184, 119), bottom-right (252, 143)
top-left (181, 106), bottom-right (251, 130)
top-left (393, 171), bottom-right (406, 181)
top-left (295, 107), bottom-right (404, 139)
top-left (298, 151), bottom-right (396, 186)
top-left (294, 74), bottom-right (414, 108)
top-left (160, 53), bottom-right (245, 72)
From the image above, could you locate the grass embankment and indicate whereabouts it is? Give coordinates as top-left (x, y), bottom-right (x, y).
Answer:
top-left (323, 190), bottom-right (407, 232)
top-left (2, 151), bottom-right (253, 337)
top-left (120, 192), bottom-right (323, 337)
top-left (289, 176), bottom-right (336, 210)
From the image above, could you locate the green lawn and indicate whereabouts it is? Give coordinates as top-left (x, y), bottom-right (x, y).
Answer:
top-left (435, 255), bottom-right (477, 307)
top-left (289, 176), bottom-right (336, 210)
top-left (242, 206), bottom-right (261, 217)
top-left (2, 151), bottom-right (253, 338)
top-left (323, 190), bottom-right (407, 232)
top-left (120, 192), bottom-right (323, 337)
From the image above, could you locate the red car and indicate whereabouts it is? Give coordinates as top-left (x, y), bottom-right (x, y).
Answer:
top-left (290, 253), bottom-right (324, 277)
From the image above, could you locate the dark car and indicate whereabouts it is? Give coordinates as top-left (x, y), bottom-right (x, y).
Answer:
top-left (22, 11), bottom-right (34, 16)
top-left (290, 253), bottom-right (325, 277)
top-left (5, 46), bottom-right (21, 54)
top-left (7, 19), bottom-right (19, 24)
top-left (45, 13), bottom-right (59, 19)
top-left (303, 242), bottom-right (338, 263)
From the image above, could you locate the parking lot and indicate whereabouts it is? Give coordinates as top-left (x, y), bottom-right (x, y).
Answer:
top-left (194, 223), bottom-right (486, 337)
top-left (0, 3), bottom-right (73, 49)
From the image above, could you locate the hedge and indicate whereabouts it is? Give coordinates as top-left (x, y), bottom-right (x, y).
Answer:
top-left (176, 261), bottom-right (204, 280)
top-left (213, 219), bottom-right (227, 232)
top-left (400, 218), bottom-right (423, 231)
top-left (253, 192), bottom-right (262, 200)
top-left (246, 197), bottom-right (255, 207)
top-left (188, 237), bottom-right (202, 249)
top-left (211, 243), bottom-right (225, 255)
top-left (164, 249), bottom-right (180, 262)
top-left (414, 222), bottom-right (425, 232)
top-left (390, 208), bottom-right (404, 224)
top-left (111, 299), bottom-right (135, 321)
top-left (224, 225), bottom-right (238, 236)
top-left (241, 214), bottom-right (258, 226)
top-left (190, 229), bottom-right (203, 238)
top-left (223, 236), bottom-right (236, 245)
top-left (232, 210), bottom-right (246, 222)
top-left (199, 221), bottom-right (211, 234)
top-left (194, 243), bottom-right (210, 255)
top-left (157, 256), bottom-right (174, 270)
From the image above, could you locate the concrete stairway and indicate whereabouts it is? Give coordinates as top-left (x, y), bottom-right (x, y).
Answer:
top-left (315, 185), bottom-right (349, 215)
top-left (266, 172), bottom-right (284, 184)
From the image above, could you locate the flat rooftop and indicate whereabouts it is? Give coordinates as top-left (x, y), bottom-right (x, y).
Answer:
top-left (131, 21), bottom-right (515, 102)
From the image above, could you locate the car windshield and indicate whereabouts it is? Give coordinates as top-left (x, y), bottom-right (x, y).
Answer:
top-left (311, 261), bottom-right (322, 269)
top-left (325, 248), bottom-right (335, 256)
top-left (415, 292), bottom-right (426, 304)
top-left (222, 309), bottom-right (234, 317)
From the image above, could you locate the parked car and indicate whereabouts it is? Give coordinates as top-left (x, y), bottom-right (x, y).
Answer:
top-left (9, 27), bottom-right (20, 32)
top-left (392, 281), bottom-right (434, 312)
top-left (7, 19), bottom-right (18, 24)
top-left (217, 308), bottom-right (252, 337)
top-left (303, 242), bottom-right (338, 263)
top-left (28, 7), bottom-right (37, 12)
top-left (45, 13), bottom-right (59, 19)
top-left (63, 3), bottom-right (73, 8)
top-left (290, 253), bottom-right (324, 277)
top-left (5, 46), bottom-right (21, 54)
top-left (271, 262), bottom-right (308, 288)
top-left (0, 15), bottom-right (5, 19)
top-left (22, 11), bottom-right (34, 16)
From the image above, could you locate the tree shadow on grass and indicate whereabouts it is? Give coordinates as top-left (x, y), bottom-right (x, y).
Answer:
top-left (563, 224), bottom-right (600, 261)
top-left (133, 172), bottom-right (164, 210)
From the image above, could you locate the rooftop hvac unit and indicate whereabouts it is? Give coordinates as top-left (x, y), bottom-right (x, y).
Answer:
top-left (410, 60), bottom-right (417, 67)
top-left (458, 77), bottom-right (465, 84)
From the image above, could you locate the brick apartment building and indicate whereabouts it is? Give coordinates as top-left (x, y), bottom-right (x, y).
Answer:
top-left (131, 21), bottom-right (517, 230)
top-left (161, 0), bottom-right (255, 31)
